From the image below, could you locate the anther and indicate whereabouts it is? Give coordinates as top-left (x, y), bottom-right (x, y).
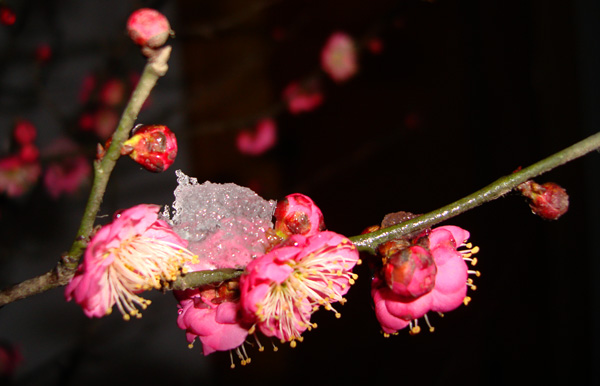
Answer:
top-left (463, 296), bottom-right (472, 305)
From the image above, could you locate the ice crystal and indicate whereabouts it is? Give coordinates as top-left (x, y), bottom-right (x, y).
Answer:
top-left (164, 171), bottom-right (276, 269)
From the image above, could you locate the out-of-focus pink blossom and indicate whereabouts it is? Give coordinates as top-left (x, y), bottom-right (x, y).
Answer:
top-left (17, 143), bottom-right (39, 163)
top-left (320, 32), bottom-right (358, 83)
top-left (0, 341), bottom-right (22, 378)
top-left (65, 204), bottom-right (198, 320)
top-left (0, 6), bottom-right (16, 26)
top-left (176, 285), bottom-right (249, 358)
top-left (99, 78), bottom-right (126, 107)
top-left (35, 43), bottom-right (52, 62)
top-left (240, 231), bottom-right (359, 345)
top-left (367, 38), bottom-right (383, 54)
top-left (0, 155), bottom-right (40, 197)
top-left (78, 75), bottom-right (96, 104)
top-left (122, 124), bottom-right (178, 172)
top-left (274, 193), bottom-right (325, 238)
top-left (282, 81), bottom-right (324, 114)
top-left (372, 225), bottom-right (479, 335)
top-left (236, 119), bottom-right (277, 156)
top-left (92, 108), bottom-right (120, 140)
top-left (13, 120), bottom-right (36, 145)
top-left (41, 138), bottom-right (91, 199)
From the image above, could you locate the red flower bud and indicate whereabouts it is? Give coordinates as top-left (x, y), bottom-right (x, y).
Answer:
top-left (517, 180), bottom-right (569, 220)
top-left (126, 8), bottom-right (171, 49)
top-left (122, 124), bottom-right (177, 172)
top-left (274, 193), bottom-right (326, 238)
top-left (383, 245), bottom-right (437, 301)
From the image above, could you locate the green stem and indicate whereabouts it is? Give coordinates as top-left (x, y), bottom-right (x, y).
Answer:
top-left (349, 131), bottom-right (600, 254)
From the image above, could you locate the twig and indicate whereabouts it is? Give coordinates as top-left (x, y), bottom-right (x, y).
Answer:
top-left (349, 131), bottom-right (600, 254)
top-left (0, 46), bottom-right (172, 307)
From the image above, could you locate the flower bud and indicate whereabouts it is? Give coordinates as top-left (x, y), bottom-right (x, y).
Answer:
top-left (122, 124), bottom-right (177, 172)
top-left (517, 180), bottom-right (569, 220)
top-left (383, 245), bottom-right (437, 301)
top-left (127, 8), bottom-right (171, 50)
top-left (274, 193), bottom-right (326, 238)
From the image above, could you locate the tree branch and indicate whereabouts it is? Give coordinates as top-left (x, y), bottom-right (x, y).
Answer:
top-left (0, 46), bottom-right (172, 307)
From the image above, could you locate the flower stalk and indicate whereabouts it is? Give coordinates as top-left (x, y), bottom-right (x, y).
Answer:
top-left (350, 130), bottom-right (600, 254)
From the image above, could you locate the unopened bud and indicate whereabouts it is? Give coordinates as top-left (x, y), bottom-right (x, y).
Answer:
top-left (517, 180), bottom-right (569, 220)
top-left (274, 193), bottom-right (326, 238)
top-left (127, 8), bottom-right (172, 52)
top-left (384, 245), bottom-right (437, 300)
top-left (122, 124), bottom-right (177, 172)
top-left (13, 120), bottom-right (36, 145)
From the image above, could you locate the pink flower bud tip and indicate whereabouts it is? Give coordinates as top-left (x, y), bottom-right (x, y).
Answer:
top-left (517, 180), bottom-right (569, 220)
top-left (127, 8), bottom-right (172, 49)
top-left (122, 124), bottom-right (178, 172)
top-left (13, 120), bottom-right (36, 145)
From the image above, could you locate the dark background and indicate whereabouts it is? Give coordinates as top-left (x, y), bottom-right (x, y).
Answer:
top-left (0, 1), bottom-right (598, 385)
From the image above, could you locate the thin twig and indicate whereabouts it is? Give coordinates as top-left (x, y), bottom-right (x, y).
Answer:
top-left (349, 131), bottom-right (600, 254)
top-left (0, 46), bottom-right (172, 307)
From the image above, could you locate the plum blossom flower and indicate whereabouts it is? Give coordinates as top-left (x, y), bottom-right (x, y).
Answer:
top-left (274, 193), bottom-right (325, 239)
top-left (240, 231), bottom-right (359, 345)
top-left (320, 32), bottom-right (358, 83)
top-left (0, 155), bottom-right (40, 197)
top-left (176, 284), bottom-right (249, 361)
top-left (42, 138), bottom-right (91, 199)
top-left (65, 204), bottom-right (197, 320)
top-left (282, 81), bottom-right (324, 114)
top-left (235, 119), bottom-right (277, 156)
top-left (372, 225), bottom-right (479, 335)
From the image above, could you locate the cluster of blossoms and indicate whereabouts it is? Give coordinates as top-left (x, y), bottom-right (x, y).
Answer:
top-left (0, 120), bottom-right (92, 199)
top-left (173, 183), bottom-right (360, 366)
top-left (65, 171), bottom-right (360, 367)
top-left (368, 212), bottom-right (480, 336)
top-left (0, 120), bottom-right (41, 197)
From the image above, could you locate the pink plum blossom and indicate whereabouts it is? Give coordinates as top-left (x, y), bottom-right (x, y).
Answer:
top-left (240, 231), bottom-right (359, 345)
top-left (0, 155), bottom-right (40, 197)
top-left (282, 81), bottom-right (324, 114)
top-left (320, 32), bottom-right (358, 83)
top-left (236, 119), bottom-right (277, 156)
top-left (65, 204), bottom-right (197, 320)
top-left (176, 286), bottom-right (249, 358)
top-left (42, 138), bottom-right (91, 199)
top-left (274, 193), bottom-right (325, 238)
top-left (372, 225), bottom-right (479, 335)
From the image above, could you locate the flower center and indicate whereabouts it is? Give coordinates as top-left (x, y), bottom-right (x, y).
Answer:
top-left (106, 236), bottom-right (198, 320)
